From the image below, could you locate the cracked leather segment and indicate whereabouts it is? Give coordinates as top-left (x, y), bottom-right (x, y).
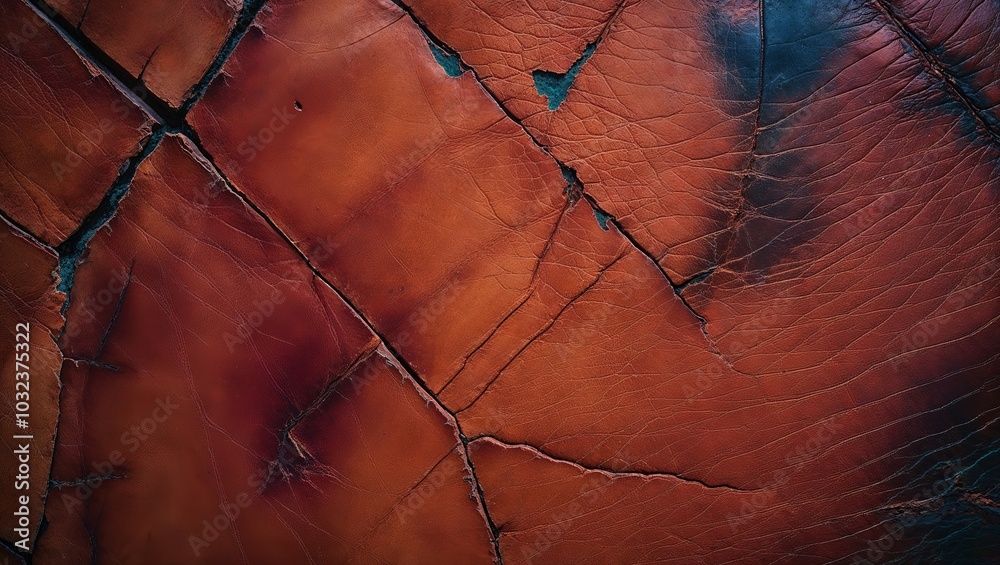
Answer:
top-left (188, 0), bottom-right (570, 393)
top-left (0, 0), bottom-right (152, 246)
top-left (404, 0), bottom-right (620, 114)
top-left (0, 220), bottom-right (63, 550)
top-left (470, 437), bottom-right (777, 563)
top-left (46, 0), bottom-right (242, 107)
top-left (405, 0), bottom-right (762, 283)
top-left (38, 135), bottom-right (492, 563)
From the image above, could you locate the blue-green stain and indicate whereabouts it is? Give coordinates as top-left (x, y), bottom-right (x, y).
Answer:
top-left (532, 42), bottom-right (597, 111)
top-left (593, 208), bottom-right (611, 231)
top-left (427, 42), bottom-right (463, 77)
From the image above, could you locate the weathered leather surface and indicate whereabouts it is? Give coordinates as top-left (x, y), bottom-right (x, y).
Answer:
top-left (1, 0), bottom-right (997, 563)
top-left (0, 0), bottom-right (152, 245)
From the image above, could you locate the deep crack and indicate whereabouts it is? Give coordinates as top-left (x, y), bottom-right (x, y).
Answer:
top-left (55, 128), bottom-right (164, 307)
top-left (27, 0), bottom-right (177, 125)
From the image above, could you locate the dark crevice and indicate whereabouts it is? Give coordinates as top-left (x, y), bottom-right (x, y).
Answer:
top-left (136, 43), bottom-right (160, 83)
top-left (49, 475), bottom-right (126, 489)
top-left (457, 431), bottom-right (505, 565)
top-left (592, 206), bottom-right (612, 231)
top-left (871, 0), bottom-right (1000, 145)
top-left (579, 193), bottom-right (706, 323)
top-left (182, 133), bottom-right (505, 563)
top-left (83, 517), bottom-right (98, 565)
top-left (389, 0), bottom-right (552, 157)
top-left (577, 193), bottom-right (746, 375)
top-left (473, 436), bottom-right (755, 492)
top-left (560, 164), bottom-right (582, 200)
top-left (177, 0), bottom-right (270, 118)
top-left (392, 0), bottom-right (712, 331)
top-left (279, 343), bottom-right (379, 438)
top-left (33, 0), bottom-right (268, 306)
top-left (27, 0), bottom-right (268, 127)
top-left (94, 260), bottom-right (133, 359)
top-left (382, 351), bottom-right (505, 565)
top-left (530, 0), bottom-right (625, 110)
top-left (55, 128), bottom-right (164, 306)
top-left (25, 0), bottom-right (178, 126)
top-left (76, 0), bottom-right (91, 28)
top-left (0, 537), bottom-right (29, 564)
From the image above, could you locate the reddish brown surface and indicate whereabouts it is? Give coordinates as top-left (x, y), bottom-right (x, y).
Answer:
top-left (48, 0), bottom-right (242, 107)
top-left (887, 0), bottom-right (1000, 129)
top-left (0, 0), bottom-right (151, 245)
top-left (37, 135), bottom-right (493, 563)
top-left (0, 220), bottom-right (63, 550)
top-left (1, 0), bottom-right (999, 563)
top-left (406, 0), bottom-right (762, 283)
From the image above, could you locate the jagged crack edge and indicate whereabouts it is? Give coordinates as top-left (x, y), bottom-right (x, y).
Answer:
top-left (54, 128), bottom-right (164, 308)
top-left (389, 0), bottom-right (715, 330)
top-left (26, 0), bottom-right (176, 125)
top-left (869, 0), bottom-right (1000, 145)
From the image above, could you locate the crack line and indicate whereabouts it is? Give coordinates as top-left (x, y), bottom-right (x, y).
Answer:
top-left (26, 0), bottom-right (175, 124)
top-left (390, 0), bottom-right (714, 330)
top-left (0, 208), bottom-right (55, 254)
top-left (472, 436), bottom-right (755, 492)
